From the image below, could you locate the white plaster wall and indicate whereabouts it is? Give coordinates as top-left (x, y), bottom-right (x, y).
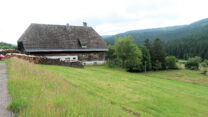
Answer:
top-left (44, 56), bottom-right (105, 65)
top-left (82, 61), bottom-right (105, 65)
top-left (45, 56), bottom-right (78, 62)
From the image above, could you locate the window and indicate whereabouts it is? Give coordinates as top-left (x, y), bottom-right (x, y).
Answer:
top-left (81, 44), bottom-right (87, 49)
top-left (79, 39), bottom-right (87, 48)
top-left (93, 53), bottom-right (98, 58)
top-left (82, 53), bottom-right (86, 58)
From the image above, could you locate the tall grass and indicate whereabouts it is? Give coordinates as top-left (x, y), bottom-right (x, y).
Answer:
top-left (7, 58), bottom-right (131, 117)
top-left (7, 58), bottom-right (208, 117)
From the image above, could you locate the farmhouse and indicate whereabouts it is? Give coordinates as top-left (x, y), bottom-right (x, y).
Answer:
top-left (17, 22), bottom-right (108, 65)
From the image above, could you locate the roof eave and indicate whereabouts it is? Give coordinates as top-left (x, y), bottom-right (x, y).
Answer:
top-left (26, 49), bottom-right (108, 53)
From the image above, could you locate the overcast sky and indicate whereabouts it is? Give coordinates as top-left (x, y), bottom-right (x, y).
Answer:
top-left (0, 0), bottom-right (208, 44)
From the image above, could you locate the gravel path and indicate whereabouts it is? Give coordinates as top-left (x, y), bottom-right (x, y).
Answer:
top-left (0, 63), bottom-right (13, 117)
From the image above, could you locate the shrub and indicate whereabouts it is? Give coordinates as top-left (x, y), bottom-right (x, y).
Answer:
top-left (185, 56), bottom-right (201, 70)
top-left (201, 60), bottom-right (208, 75)
top-left (106, 60), bottom-right (115, 68)
top-left (152, 60), bottom-right (162, 70)
top-left (165, 56), bottom-right (177, 69)
top-left (185, 62), bottom-right (199, 70)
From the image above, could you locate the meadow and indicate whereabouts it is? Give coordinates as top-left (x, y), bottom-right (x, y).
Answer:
top-left (7, 58), bottom-right (208, 117)
top-left (0, 60), bottom-right (5, 63)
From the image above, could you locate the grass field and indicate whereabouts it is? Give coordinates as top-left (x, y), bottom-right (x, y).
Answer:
top-left (143, 69), bottom-right (208, 86)
top-left (7, 58), bottom-right (208, 117)
top-left (0, 60), bottom-right (5, 63)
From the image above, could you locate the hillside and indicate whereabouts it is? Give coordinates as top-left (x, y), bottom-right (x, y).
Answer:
top-left (0, 42), bottom-right (16, 49)
top-left (103, 18), bottom-right (208, 59)
top-left (7, 58), bottom-right (208, 117)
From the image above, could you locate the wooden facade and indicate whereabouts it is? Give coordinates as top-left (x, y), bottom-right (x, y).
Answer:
top-left (30, 51), bottom-right (105, 61)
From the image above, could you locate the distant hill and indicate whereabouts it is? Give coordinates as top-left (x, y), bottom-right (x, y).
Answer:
top-left (0, 42), bottom-right (16, 49)
top-left (104, 18), bottom-right (208, 59)
top-left (102, 35), bottom-right (112, 38)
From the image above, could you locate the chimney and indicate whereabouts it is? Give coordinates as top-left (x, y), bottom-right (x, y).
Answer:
top-left (83, 22), bottom-right (87, 27)
top-left (66, 23), bottom-right (71, 31)
top-left (66, 23), bottom-right (69, 27)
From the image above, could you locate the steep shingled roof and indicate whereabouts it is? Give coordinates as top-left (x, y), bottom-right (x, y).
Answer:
top-left (18, 23), bottom-right (108, 52)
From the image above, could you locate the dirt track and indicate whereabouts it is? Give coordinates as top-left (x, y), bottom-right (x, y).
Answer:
top-left (0, 63), bottom-right (13, 117)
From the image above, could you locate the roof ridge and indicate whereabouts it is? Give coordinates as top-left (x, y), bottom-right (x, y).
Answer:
top-left (30, 23), bottom-right (92, 28)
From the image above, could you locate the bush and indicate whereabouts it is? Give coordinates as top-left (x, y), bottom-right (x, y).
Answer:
top-left (126, 63), bottom-right (144, 72)
top-left (185, 56), bottom-right (201, 70)
top-left (185, 62), bottom-right (199, 70)
top-left (201, 60), bottom-right (208, 75)
top-left (106, 60), bottom-right (115, 68)
top-left (152, 60), bottom-right (162, 70)
top-left (202, 59), bottom-right (208, 66)
top-left (201, 70), bottom-right (207, 75)
top-left (166, 56), bottom-right (177, 69)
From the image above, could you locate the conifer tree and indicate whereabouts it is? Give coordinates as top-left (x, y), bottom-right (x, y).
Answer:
top-left (151, 38), bottom-right (166, 70)
top-left (139, 46), bottom-right (152, 71)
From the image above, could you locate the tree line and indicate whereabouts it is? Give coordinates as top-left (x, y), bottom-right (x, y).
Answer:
top-left (0, 42), bottom-right (16, 49)
top-left (106, 36), bottom-right (177, 72)
top-left (104, 18), bottom-right (208, 60)
top-left (164, 32), bottom-right (208, 59)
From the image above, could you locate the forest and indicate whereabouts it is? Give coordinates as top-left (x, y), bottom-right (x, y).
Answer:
top-left (103, 18), bottom-right (208, 59)
top-left (106, 35), bottom-right (208, 74)
top-left (0, 42), bottom-right (16, 49)
top-left (106, 36), bottom-right (175, 72)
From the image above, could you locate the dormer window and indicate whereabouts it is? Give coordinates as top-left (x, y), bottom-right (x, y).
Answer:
top-left (78, 39), bottom-right (87, 49)
top-left (81, 43), bottom-right (87, 49)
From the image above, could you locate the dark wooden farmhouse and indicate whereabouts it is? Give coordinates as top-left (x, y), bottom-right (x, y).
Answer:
top-left (17, 22), bottom-right (108, 65)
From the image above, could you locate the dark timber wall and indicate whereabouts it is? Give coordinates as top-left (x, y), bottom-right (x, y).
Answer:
top-left (30, 52), bottom-right (106, 61)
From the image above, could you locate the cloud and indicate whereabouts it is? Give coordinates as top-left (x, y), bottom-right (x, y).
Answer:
top-left (0, 0), bottom-right (208, 44)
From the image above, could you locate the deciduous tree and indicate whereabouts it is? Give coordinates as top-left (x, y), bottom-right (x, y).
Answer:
top-left (114, 36), bottom-right (142, 71)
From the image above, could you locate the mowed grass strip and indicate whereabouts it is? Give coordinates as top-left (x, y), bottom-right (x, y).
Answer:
top-left (142, 69), bottom-right (208, 87)
top-left (43, 64), bottom-right (208, 117)
top-left (7, 58), bottom-right (132, 117)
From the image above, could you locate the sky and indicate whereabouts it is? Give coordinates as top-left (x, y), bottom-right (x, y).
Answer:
top-left (0, 0), bottom-right (208, 44)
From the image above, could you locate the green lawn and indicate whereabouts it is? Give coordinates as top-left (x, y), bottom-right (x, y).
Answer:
top-left (143, 69), bottom-right (208, 86)
top-left (43, 65), bottom-right (208, 117)
top-left (7, 58), bottom-right (208, 117)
